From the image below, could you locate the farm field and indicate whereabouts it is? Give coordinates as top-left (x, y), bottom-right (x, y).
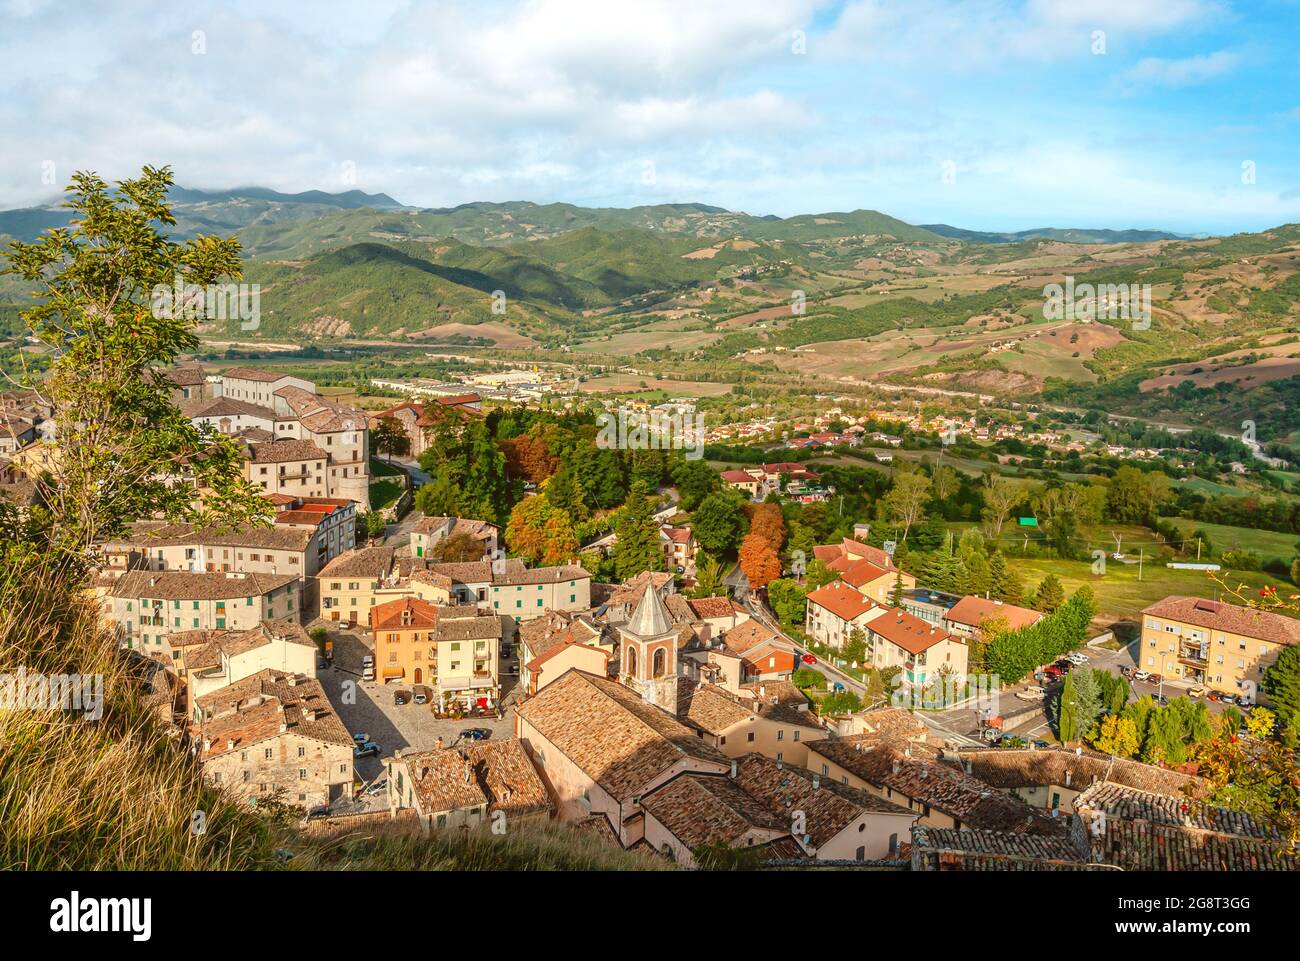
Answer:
top-left (578, 373), bottom-right (733, 397)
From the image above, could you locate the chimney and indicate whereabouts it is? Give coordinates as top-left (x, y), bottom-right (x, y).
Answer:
top-left (1065, 770), bottom-right (1072, 787)
top-left (463, 762), bottom-right (472, 784)
top-left (919, 765), bottom-right (928, 780)
top-left (729, 760), bottom-right (737, 779)
top-left (226, 738), bottom-right (236, 750)
top-left (812, 774), bottom-right (820, 791)
top-left (202, 737), bottom-right (211, 752)
top-left (279, 721), bottom-right (287, 734)
top-left (891, 760), bottom-right (901, 774)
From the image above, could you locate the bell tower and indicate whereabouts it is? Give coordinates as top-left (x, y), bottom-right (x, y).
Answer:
top-left (617, 583), bottom-right (680, 713)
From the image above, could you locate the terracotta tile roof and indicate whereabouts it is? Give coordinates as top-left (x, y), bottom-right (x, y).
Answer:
top-left (951, 747), bottom-right (1202, 798)
top-left (194, 670), bottom-right (351, 758)
top-left (516, 669), bottom-right (728, 802)
top-left (604, 571), bottom-right (674, 607)
top-left (946, 595), bottom-right (1043, 632)
top-left (318, 545), bottom-right (395, 579)
top-left (687, 596), bottom-right (741, 620)
top-left (733, 754), bottom-right (913, 848)
top-left (245, 439), bottom-right (327, 464)
top-left (839, 558), bottom-right (892, 590)
top-left (109, 570), bottom-right (298, 601)
top-left (398, 739), bottom-right (552, 819)
top-left (868, 608), bottom-right (958, 656)
top-left (739, 679), bottom-right (808, 707)
top-left (807, 582), bottom-right (878, 622)
top-left (495, 562), bottom-right (589, 585)
top-left (661, 526), bottom-right (692, 545)
top-left (677, 681), bottom-right (754, 734)
top-left (664, 593), bottom-right (695, 624)
top-left (182, 396), bottom-right (278, 420)
top-left (808, 737), bottom-right (1062, 834)
top-left (412, 515), bottom-right (499, 538)
top-left (641, 773), bottom-right (788, 849)
top-left (426, 560), bottom-right (492, 583)
top-left (165, 364), bottom-right (207, 387)
top-left (720, 620), bottom-right (783, 656)
top-left (431, 609), bottom-right (504, 642)
top-left (370, 596), bottom-right (440, 631)
top-left (839, 538), bottom-right (898, 572)
top-left (117, 520), bottom-right (314, 553)
top-left (186, 619), bottom-right (314, 672)
top-left (1073, 782), bottom-right (1296, 871)
top-left (856, 707), bottom-right (929, 741)
top-left (1142, 595), bottom-right (1300, 647)
top-left (911, 826), bottom-right (1086, 869)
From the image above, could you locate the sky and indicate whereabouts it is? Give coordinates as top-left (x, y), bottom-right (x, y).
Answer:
top-left (2, 0), bottom-right (1299, 233)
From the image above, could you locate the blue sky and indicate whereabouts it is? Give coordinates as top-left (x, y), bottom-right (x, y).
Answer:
top-left (2, 0), bottom-right (1299, 233)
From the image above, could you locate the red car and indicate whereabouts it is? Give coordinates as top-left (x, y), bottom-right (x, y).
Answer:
top-left (801, 654), bottom-right (817, 665)
top-left (1042, 665), bottom-right (1064, 680)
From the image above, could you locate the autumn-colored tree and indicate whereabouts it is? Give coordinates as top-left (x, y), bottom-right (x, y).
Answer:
top-left (739, 530), bottom-right (782, 590)
top-left (428, 529), bottom-right (488, 563)
top-left (505, 495), bottom-right (578, 566)
top-left (748, 501), bottom-right (786, 553)
top-left (500, 431), bottom-right (558, 485)
top-left (1089, 714), bottom-right (1140, 758)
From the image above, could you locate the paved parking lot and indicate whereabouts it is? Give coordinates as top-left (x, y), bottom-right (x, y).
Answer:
top-left (310, 621), bottom-right (519, 810)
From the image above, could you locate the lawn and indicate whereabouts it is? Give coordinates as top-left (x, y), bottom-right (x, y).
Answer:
top-left (369, 457), bottom-right (405, 478)
top-left (1167, 518), bottom-right (1299, 566)
top-left (369, 479), bottom-right (403, 510)
top-left (1007, 556), bottom-right (1290, 622)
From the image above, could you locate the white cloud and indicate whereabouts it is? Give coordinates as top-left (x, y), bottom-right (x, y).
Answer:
top-left (1123, 50), bottom-right (1239, 88)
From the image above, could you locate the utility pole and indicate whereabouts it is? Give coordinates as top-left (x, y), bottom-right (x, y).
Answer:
top-left (1196, 537), bottom-right (1202, 561)
top-left (1138, 549), bottom-right (1144, 581)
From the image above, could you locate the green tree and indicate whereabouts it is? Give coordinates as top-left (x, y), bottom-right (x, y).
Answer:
top-left (988, 551), bottom-right (1024, 603)
top-left (820, 690), bottom-right (863, 716)
top-left (691, 552), bottom-right (726, 599)
top-left (670, 458), bottom-right (720, 511)
top-left (0, 166), bottom-right (268, 574)
top-left (612, 481), bottom-right (664, 580)
top-left (1034, 574), bottom-right (1065, 614)
top-left (767, 577), bottom-right (808, 631)
top-left (1089, 714), bottom-right (1140, 758)
top-left (691, 490), bottom-right (748, 555)
top-left (372, 416), bottom-right (410, 463)
top-left (1262, 645), bottom-right (1300, 731)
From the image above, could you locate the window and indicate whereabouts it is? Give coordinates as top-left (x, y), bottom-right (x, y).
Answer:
top-left (298, 746), bottom-right (305, 757)
top-left (777, 730), bottom-right (785, 741)
top-left (747, 732), bottom-right (755, 742)
top-left (298, 769), bottom-right (307, 780)
top-left (265, 748), bottom-right (273, 759)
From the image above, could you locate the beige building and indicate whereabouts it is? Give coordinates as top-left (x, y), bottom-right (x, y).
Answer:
top-left (678, 680), bottom-right (828, 768)
top-left (943, 595), bottom-right (1043, 640)
top-left (104, 570), bottom-right (300, 661)
top-left (1140, 595), bottom-right (1300, 700)
top-left (410, 515), bottom-right (499, 560)
top-left (865, 608), bottom-right (969, 692)
top-left (370, 597), bottom-right (504, 710)
top-left (386, 738), bottom-right (552, 833)
top-left (103, 520), bottom-right (321, 579)
top-left (181, 619), bottom-right (319, 709)
top-left (489, 560), bottom-right (591, 622)
top-left (192, 669), bottom-right (353, 809)
top-left (805, 581), bottom-right (883, 649)
top-left (242, 438), bottom-right (330, 499)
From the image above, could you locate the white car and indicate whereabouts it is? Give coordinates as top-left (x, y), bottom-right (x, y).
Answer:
top-left (1133, 670), bottom-right (1151, 681)
top-left (1067, 652), bottom-right (1090, 664)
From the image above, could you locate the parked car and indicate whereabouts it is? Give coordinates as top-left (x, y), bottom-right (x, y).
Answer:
top-left (1207, 690), bottom-right (1222, 702)
top-left (393, 689), bottom-right (410, 706)
top-left (1187, 686), bottom-right (1206, 699)
top-left (998, 734), bottom-right (1028, 749)
top-left (364, 778), bottom-right (388, 797)
top-left (1015, 686), bottom-right (1047, 702)
top-left (505, 662), bottom-right (519, 676)
top-left (1119, 665), bottom-right (1134, 678)
top-left (1219, 693), bottom-right (1238, 705)
top-left (801, 653), bottom-right (817, 665)
top-left (1067, 651), bottom-right (1090, 664)
top-left (1151, 694), bottom-right (1169, 707)
top-left (460, 728), bottom-right (491, 741)
top-left (351, 733), bottom-right (370, 744)
top-left (1148, 674), bottom-right (1163, 685)
top-left (1042, 666), bottom-right (1065, 681)
top-left (354, 741), bottom-right (380, 758)
top-left (1032, 739), bottom-right (1050, 749)
top-left (412, 684), bottom-right (431, 705)
top-left (1133, 670), bottom-right (1151, 682)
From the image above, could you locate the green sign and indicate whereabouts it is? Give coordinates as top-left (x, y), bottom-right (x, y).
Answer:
top-left (1017, 517), bottom-right (1038, 527)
